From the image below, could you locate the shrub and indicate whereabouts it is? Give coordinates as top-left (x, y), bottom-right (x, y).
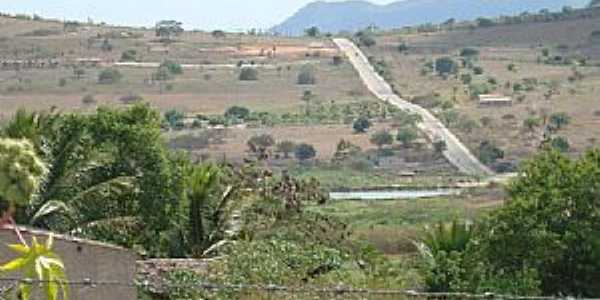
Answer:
top-left (478, 141), bottom-right (504, 165)
top-left (120, 49), bottom-right (137, 62)
top-left (352, 116), bottom-right (371, 133)
top-left (161, 60), bottom-right (183, 75)
top-left (435, 57), bottom-right (458, 75)
top-left (460, 74), bottom-right (472, 84)
top-left (276, 141), bottom-right (296, 158)
top-left (295, 143), bottom-right (317, 161)
top-left (548, 112), bottom-right (571, 131)
top-left (460, 48), bottom-right (479, 57)
top-left (58, 78), bottom-right (67, 87)
top-left (473, 66), bottom-right (484, 75)
top-left (82, 94), bottom-right (97, 105)
top-left (225, 106), bottom-right (250, 120)
top-left (433, 140), bottom-right (447, 154)
top-left (119, 93), bottom-right (143, 104)
top-left (550, 136), bottom-right (570, 152)
top-left (398, 43), bottom-right (409, 52)
top-left (98, 68), bottom-right (122, 84)
top-left (396, 126), bottom-right (418, 147)
top-left (297, 65), bottom-right (316, 85)
top-left (239, 67), bottom-right (258, 81)
top-left (370, 130), bottom-right (394, 149)
top-left (476, 17), bottom-right (495, 27)
top-left (247, 134), bottom-right (275, 153)
top-left (332, 55), bottom-right (343, 66)
top-left (357, 33), bottom-right (376, 47)
top-left (164, 109), bottom-right (185, 129)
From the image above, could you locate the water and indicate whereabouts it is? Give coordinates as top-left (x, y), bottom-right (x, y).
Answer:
top-left (329, 189), bottom-right (461, 200)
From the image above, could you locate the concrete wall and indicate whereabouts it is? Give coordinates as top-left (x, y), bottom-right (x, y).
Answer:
top-left (0, 227), bottom-right (137, 300)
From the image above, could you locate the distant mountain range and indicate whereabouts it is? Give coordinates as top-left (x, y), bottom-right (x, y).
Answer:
top-left (271, 0), bottom-right (590, 35)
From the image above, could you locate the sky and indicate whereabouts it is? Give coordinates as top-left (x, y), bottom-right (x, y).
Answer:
top-left (1, 0), bottom-right (395, 31)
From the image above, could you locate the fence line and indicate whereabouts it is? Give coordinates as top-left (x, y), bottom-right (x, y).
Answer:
top-left (0, 277), bottom-right (599, 300)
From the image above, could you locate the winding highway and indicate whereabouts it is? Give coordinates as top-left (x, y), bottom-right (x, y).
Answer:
top-left (333, 38), bottom-right (494, 177)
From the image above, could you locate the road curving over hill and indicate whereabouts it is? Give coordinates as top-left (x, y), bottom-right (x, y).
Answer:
top-left (333, 38), bottom-right (494, 177)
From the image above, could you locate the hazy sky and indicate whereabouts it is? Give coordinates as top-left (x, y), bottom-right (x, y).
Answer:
top-left (2, 0), bottom-right (395, 31)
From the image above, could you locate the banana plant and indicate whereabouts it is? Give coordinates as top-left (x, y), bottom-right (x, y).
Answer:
top-left (0, 234), bottom-right (68, 300)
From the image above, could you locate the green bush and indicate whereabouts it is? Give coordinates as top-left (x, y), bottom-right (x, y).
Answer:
top-left (120, 49), bottom-right (137, 62)
top-left (550, 136), bottom-right (570, 152)
top-left (370, 130), bottom-right (394, 149)
top-left (478, 141), bottom-right (504, 165)
top-left (161, 60), bottom-right (183, 75)
top-left (297, 65), bottom-right (316, 85)
top-left (459, 48), bottom-right (479, 57)
top-left (435, 57), bottom-right (458, 75)
top-left (239, 67), bottom-right (258, 81)
top-left (224, 106), bottom-right (250, 120)
top-left (470, 150), bottom-right (600, 296)
top-left (295, 143), bottom-right (317, 161)
top-left (98, 68), bottom-right (122, 84)
top-left (352, 116), bottom-right (371, 133)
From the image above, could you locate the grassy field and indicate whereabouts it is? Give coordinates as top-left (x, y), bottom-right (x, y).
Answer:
top-left (364, 13), bottom-right (600, 166)
top-left (311, 187), bottom-right (503, 256)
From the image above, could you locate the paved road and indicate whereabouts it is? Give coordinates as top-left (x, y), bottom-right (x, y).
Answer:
top-left (333, 38), bottom-right (494, 177)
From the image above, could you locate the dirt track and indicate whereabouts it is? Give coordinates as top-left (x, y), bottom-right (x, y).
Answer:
top-left (333, 38), bottom-right (494, 177)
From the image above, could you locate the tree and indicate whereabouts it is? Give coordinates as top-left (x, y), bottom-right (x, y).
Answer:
top-left (165, 109), bottom-right (185, 129)
top-left (161, 60), bottom-right (183, 75)
top-left (276, 141), bottom-right (296, 159)
top-left (476, 17), bottom-right (495, 27)
top-left (550, 136), bottom-right (570, 152)
top-left (155, 20), bottom-right (183, 42)
top-left (185, 165), bottom-right (234, 257)
top-left (471, 150), bottom-right (600, 296)
top-left (398, 43), bottom-right (409, 52)
top-left (370, 130), bottom-right (394, 149)
top-left (356, 31), bottom-right (376, 47)
top-left (549, 112), bottom-right (571, 131)
top-left (2, 105), bottom-right (188, 255)
top-left (73, 67), bottom-right (85, 80)
top-left (440, 110), bottom-right (459, 127)
top-left (397, 126), bottom-right (418, 147)
top-left (98, 68), bottom-right (122, 84)
top-left (478, 140), bottom-right (504, 165)
top-left (353, 116), bottom-right (371, 133)
top-left (460, 48), bottom-right (479, 58)
top-left (152, 66), bottom-right (171, 93)
top-left (211, 30), bottom-right (226, 38)
top-left (301, 90), bottom-right (315, 116)
top-left (294, 143), bottom-right (316, 161)
top-left (239, 67), bottom-right (258, 81)
top-left (435, 57), bottom-right (458, 76)
top-left (305, 26), bottom-right (320, 37)
top-left (247, 134), bottom-right (275, 154)
top-left (297, 65), bottom-right (316, 85)
top-left (433, 140), bottom-right (447, 154)
top-left (120, 49), bottom-right (137, 62)
top-left (225, 106), bottom-right (250, 120)
top-left (523, 117), bottom-right (541, 133)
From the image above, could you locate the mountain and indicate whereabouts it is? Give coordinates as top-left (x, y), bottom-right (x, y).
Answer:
top-left (271, 0), bottom-right (590, 35)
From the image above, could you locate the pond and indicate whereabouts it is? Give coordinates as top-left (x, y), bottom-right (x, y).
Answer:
top-left (329, 188), bottom-right (462, 200)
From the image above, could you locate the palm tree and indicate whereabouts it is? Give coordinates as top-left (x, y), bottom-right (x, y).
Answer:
top-left (186, 165), bottom-right (235, 257)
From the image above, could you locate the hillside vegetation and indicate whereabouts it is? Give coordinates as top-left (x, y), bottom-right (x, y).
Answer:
top-left (363, 7), bottom-right (600, 171)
